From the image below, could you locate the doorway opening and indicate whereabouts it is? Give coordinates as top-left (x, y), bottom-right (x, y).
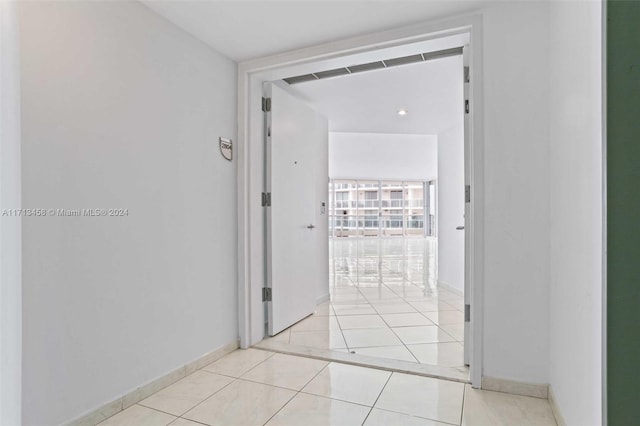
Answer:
top-left (259, 52), bottom-right (467, 379)
top-left (238, 17), bottom-right (484, 386)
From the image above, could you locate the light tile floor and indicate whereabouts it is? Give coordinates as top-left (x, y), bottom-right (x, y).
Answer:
top-left (272, 238), bottom-right (467, 368)
top-left (99, 348), bottom-right (557, 426)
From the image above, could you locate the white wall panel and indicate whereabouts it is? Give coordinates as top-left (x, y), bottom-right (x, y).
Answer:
top-left (18, 2), bottom-right (238, 423)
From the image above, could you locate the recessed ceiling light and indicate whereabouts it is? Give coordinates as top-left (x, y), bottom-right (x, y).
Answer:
top-left (397, 109), bottom-right (408, 116)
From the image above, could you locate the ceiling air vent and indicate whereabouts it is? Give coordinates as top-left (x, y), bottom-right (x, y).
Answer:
top-left (282, 46), bottom-right (463, 85)
top-left (346, 61), bottom-right (386, 73)
top-left (384, 54), bottom-right (424, 67)
top-left (283, 74), bottom-right (319, 85)
top-left (422, 47), bottom-right (463, 61)
top-left (314, 68), bottom-right (351, 79)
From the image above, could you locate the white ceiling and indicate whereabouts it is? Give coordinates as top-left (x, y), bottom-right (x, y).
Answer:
top-left (141, 0), bottom-right (467, 135)
top-left (286, 54), bottom-right (463, 135)
top-left (141, 0), bottom-right (492, 61)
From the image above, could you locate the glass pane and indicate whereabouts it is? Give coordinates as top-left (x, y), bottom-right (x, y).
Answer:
top-left (332, 179), bottom-right (357, 237)
top-left (404, 181), bottom-right (425, 236)
top-left (358, 180), bottom-right (378, 236)
top-left (427, 181), bottom-right (436, 236)
top-left (379, 181), bottom-right (403, 236)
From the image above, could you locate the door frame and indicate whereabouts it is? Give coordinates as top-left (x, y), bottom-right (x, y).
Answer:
top-left (236, 14), bottom-right (485, 387)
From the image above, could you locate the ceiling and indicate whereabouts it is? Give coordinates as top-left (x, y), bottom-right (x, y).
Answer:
top-left (141, 0), bottom-right (467, 135)
top-left (141, 0), bottom-right (492, 61)
top-left (286, 54), bottom-right (463, 135)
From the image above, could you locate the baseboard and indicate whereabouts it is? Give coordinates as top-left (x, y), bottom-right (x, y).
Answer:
top-left (437, 280), bottom-right (464, 296)
top-left (316, 293), bottom-right (330, 304)
top-left (66, 340), bottom-right (239, 426)
top-left (548, 386), bottom-right (567, 426)
top-left (481, 376), bottom-right (548, 399)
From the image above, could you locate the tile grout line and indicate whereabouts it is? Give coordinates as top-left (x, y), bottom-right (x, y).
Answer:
top-left (102, 351), bottom-right (274, 424)
top-left (370, 282), bottom-right (440, 361)
top-left (459, 380), bottom-right (467, 425)
top-left (371, 302), bottom-right (423, 364)
top-left (176, 351), bottom-right (278, 423)
top-left (372, 407), bottom-right (462, 426)
top-left (175, 418), bottom-right (209, 426)
top-left (259, 361), bottom-right (331, 426)
top-left (127, 404), bottom-right (180, 423)
top-left (400, 290), bottom-right (464, 345)
top-left (305, 238), bottom-right (466, 379)
top-left (331, 301), bottom-right (353, 352)
top-left (259, 390), bottom-right (298, 426)
top-left (178, 352), bottom-right (327, 425)
top-left (360, 370), bottom-right (394, 425)
top-left (332, 258), bottom-right (462, 364)
top-left (297, 390), bottom-right (382, 410)
top-left (172, 376), bottom-right (238, 422)
top-left (339, 283), bottom-right (392, 354)
top-left (174, 417), bottom-right (209, 426)
top-left (336, 320), bottom-right (352, 352)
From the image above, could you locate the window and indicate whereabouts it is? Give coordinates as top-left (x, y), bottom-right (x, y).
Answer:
top-left (408, 215), bottom-right (424, 229)
top-left (335, 191), bottom-right (348, 208)
top-left (364, 216), bottom-right (378, 228)
top-left (329, 179), bottom-right (433, 237)
top-left (364, 191), bottom-right (378, 208)
top-left (389, 215), bottom-right (403, 228)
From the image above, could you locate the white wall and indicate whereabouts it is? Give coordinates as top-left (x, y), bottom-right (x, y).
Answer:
top-left (437, 125), bottom-right (465, 293)
top-left (18, 2), bottom-right (238, 424)
top-left (329, 132), bottom-right (437, 180)
top-left (548, 1), bottom-right (602, 424)
top-left (481, 1), bottom-right (551, 384)
top-left (0, 2), bottom-right (22, 425)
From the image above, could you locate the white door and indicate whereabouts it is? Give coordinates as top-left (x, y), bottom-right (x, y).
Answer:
top-left (264, 83), bottom-right (329, 336)
top-left (463, 46), bottom-right (471, 365)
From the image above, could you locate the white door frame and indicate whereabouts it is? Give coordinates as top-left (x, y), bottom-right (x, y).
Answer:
top-left (236, 14), bottom-right (485, 387)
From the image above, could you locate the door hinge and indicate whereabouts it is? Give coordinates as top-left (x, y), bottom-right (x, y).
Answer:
top-left (261, 192), bottom-right (271, 207)
top-left (465, 304), bottom-right (470, 322)
top-left (465, 99), bottom-right (470, 114)
top-left (465, 185), bottom-right (471, 203)
top-left (262, 97), bottom-right (271, 112)
top-left (464, 66), bottom-right (470, 83)
top-left (262, 287), bottom-right (272, 302)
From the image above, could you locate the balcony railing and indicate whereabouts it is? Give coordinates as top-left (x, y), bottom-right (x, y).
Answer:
top-left (330, 215), bottom-right (426, 230)
top-left (332, 199), bottom-right (425, 209)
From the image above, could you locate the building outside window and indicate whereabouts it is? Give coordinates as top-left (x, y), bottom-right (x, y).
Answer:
top-left (328, 179), bottom-right (435, 237)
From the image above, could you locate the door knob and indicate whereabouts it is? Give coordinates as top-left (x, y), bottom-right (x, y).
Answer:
top-left (307, 224), bottom-right (316, 229)
top-left (456, 226), bottom-right (465, 230)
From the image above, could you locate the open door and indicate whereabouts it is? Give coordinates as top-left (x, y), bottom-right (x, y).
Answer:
top-left (463, 46), bottom-right (471, 366)
top-left (264, 83), bottom-right (329, 336)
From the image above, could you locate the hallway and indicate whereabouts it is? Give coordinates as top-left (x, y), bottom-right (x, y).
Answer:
top-left (98, 348), bottom-right (557, 426)
top-left (5, 2), bottom-right (607, 424)
top-left (266, 238), bottom-right (466, 369)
